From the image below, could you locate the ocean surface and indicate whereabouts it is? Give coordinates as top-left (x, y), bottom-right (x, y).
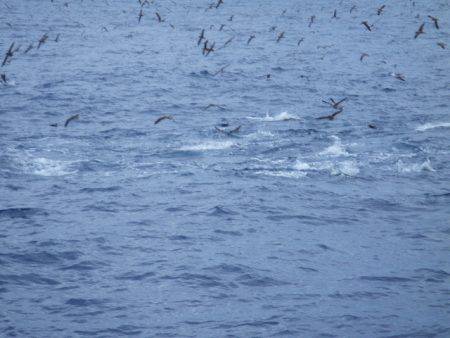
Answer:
top-left (1, 0), bottom-right (449, 337)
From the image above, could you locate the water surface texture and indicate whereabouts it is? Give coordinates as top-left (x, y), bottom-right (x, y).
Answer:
top-left (1, 0), bottom-right (450, 337)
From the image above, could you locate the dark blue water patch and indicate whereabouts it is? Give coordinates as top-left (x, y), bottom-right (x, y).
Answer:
top-left (160, 273), bottom-right (224, 288)
top-left (235, 273), bottom-right (289, 287)
top-left (0, 208), bottom-right (48, 219)
top-left (359, 276), bottom-right (413, 283)
top-left (0, 273), bottom-right (60, 286)
top-left (168, 235), bottom-right (192, 241)
top-left (74, 325), bottom-right (144, 336)
top-left (207, 205), bottom-right (239, 216)
top-left (59, 260), bottom-right (107, 271)
top-left (80, 186), bottom-right (121, 193)
top-left (115, 271), bottom-right (155, 281)
top-left (328, 291), bottom-right (388, 300)
top-left (214, 229), bottom-right (243, 236)
top-left (65, 298), bottom-right (107, 307)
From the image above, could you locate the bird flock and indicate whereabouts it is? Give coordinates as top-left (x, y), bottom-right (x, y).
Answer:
top-left (1, 0), bottom-right (447, 132)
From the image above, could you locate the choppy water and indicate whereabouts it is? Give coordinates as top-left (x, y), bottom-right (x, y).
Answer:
top-left (1, 0), bottom-right (450, 337)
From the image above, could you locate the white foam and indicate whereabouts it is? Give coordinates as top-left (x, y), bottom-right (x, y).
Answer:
top-left (179, 140), bottom-right (235, 151)
top-left (22, 157), bottom-right (75, 176)
top-left (319, 136), bottom-right (349, 157)
top-left (294, 159), bottom-right (359, 176)
top-left (416, 122), bottom-right (450, 131)
top-left (255, 170), bottom-right (306, 179)
top-left (396, 159), bottom-right (435, 173)
top-left (247, 111), bottom-right (300, 122)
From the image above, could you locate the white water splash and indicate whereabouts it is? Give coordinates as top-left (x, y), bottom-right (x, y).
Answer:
top-left (179, 140), bottom-right (235, 151)
top-left (319, 136), bottom-right (349, 157)
top-left (20, 157), bottom-right (76, 176)
top-left (247, 111), bottom-right (300, 122)
top-left (416, 122), bottom-right (450, 131)
top-left (396, 159), bottom-right (435, 173)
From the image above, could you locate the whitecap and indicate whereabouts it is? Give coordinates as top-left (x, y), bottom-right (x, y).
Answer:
top-left (331, 161), bottom-right (360, 176)
top-left (255, 170), bottom-right (306, 179)
top-left (319, 136), bottom-right (349, 157)
top-left (396, 159), bottom-right (435, 173)
top-left (20, 157), bottom-right (76, 176)
top-left (179, 140), bottom-right (235, 151)
top-left (416, 122), bottom-right (450, 131)
top-left (247, 111), bottom-right (300, 122)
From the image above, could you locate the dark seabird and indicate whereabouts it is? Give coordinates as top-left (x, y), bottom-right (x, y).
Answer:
top-left (360, 53), bottom-right (369, 61)
top-left (332, 9), bottom-right (337, 19)
top-left (197, 29), bottom-right (205, 46)
top-left (2, 42), bottom-right (15, 67)
top-left (428, 15), bottom-right (439, 29)
top-left (0, 73), bottom-right (6, 84)
top-left (216, 0), bottom-right (223, 9)
top-left (155, 12), bottom-right (164, 23)
top-left (276, 31), bottom-right (285, 43)
top-left (322, 97), bottom-right (347, 109)
top-left (37, 33), bottom-right (48, 49)
top-left (414, 23), bottom-right (424, 38)
top-left (368, 123), bottom-right (377, 129)
top-left (55, 34), bottom-right (60, 42)
top-left (138, 9), bottom-right (144, 23)
top-left (437, 42), bottom-right (446, 49)
top-left (377, 5), bottom-right (385, 15)
top-left (64, 114), bottom-right (79, 127)
top-left (215, 125), bottom-right (241, 135)
top-left (350, 5), bottom-right (356, 13)
top-left (316, 108), bottom-right (343, 120)
top-left (247, 34), bottom-right (255, 45)
top-left (308, 15), bottom-right (315, 28)
top-left (297, 38), bottom-right (304, 46)
top-left (154, 115), bottom-right (173, 125)
top-left (361, 21), bottom-right (372, 31)
top-left (24, 44), bottom-right (33, 54)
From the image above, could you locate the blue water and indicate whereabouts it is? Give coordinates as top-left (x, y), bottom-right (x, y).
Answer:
top-left (1, 0), bottom-right (450, 337)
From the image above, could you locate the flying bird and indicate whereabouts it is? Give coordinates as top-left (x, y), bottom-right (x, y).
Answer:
top-left (414, 23), bottom-right (425, 38)
top-left (37, 33), bottom-right (48, 49)
top-left (138, 9), bottom-right (144, 23)
top-left (437, 42), bottom-right (446, 49)
top-left (361, 21), bottom-right (372, 31)
top-left (64, 114), bottom-right (79, 127)
top-left (360, 53), bottom-right (369, 61)
top-left (308, 15), bottom-right (315, 28)
top-left (391, 72), bottom-right (405, 81)
top-left (428, 15), bottom-right (439, 29)
top-left (155, 12), bottom-right (164, 23)
top-left (368, 124), bottom-right (377, 129)
top-left (350, 5), bottom-right (357, 13)
top-left (377, 5), bottom-right (385, 15)
top-left (2, 42), bottom-right (15, 67)
top-left (332, 9), bottom-right (337, 19)
top-left (316, 109), bottom-right (343, 121)
top-left (197, 29), bottom-right (205, 46)
top-left (276, 31), bottom-right (285, 42)
top-left (247, 34), bottom-right (255, 45)
top-left (322, 97), bottom-right (347, 109)
top-left (0, 73), bottom-right (6, 84)
top-left (154, 115), bottom-right (173, 125)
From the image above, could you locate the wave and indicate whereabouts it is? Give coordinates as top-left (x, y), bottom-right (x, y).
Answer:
top-left (16, 156), bottom-right (77, 176)
top-left (319, 136), bottom-right (349, 157)
top-left (396, 159), bottom-right (435, 173)
top-left (247, 111), bottom-right (300, 122)
top-left (416, 122), bottom-right (450, 131)
top-left (179, 140), bottom-right (235, 151)
top-left (294, 160), bottom-right (359, 176)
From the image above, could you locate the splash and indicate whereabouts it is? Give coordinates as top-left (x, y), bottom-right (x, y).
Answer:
top-left (396, 159), bottom-right (435, 173)
top-left (416, 122), bottom-right (450, 131)
top-left (319, 136), bottom-right (349, 157)
top-left (247, 111), bottom-right (300, 122)
top-left (179, 140), bottom-right (235, 151)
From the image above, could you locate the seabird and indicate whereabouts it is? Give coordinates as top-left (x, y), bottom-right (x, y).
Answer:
top-left (1, 42), bottom-right (15, 67)
top-left (414, 23), bottom-right (424, 38)
top-left (24, 44), bottom-right (33, 54)
top-left (368, 123), bottom-right (377, 129)
top-left (216, 0), bottom-right (223, 9)
top-left (428, 15), bottom-right (439, 29)
top-left (361, 21), bottom-right (372, 31)
top-left (437, 42), bottom-right (446, 49)
top-left (197, 29), bottom-right (205, 46)
top-left (316, 109), bottom-right (343, 121)
top-left (0, 73), bottom-right (6, 84)
top-left (350, 5), bottom-right (357, 13)
top-left (332, 9), bottom-right (337, 19)
top-left (64, 114), bottom-right (79, 127)
top-left (322, 97), bottom-right (347, 109)
top-left (247, 34), bottom-right (255, 45)
top-left (37, 33), bottom-right (48, 49)
top-left (154, 115), bottom-right (173, 125)
top-left (308, 15), bottom-right (315, 28)
top-left (276, 31), bottom-right (285, 43)
top-left (215, 125), bottom-right (241, 135)
top-left (155, 12), bottom-right (164, 23)
top-left (377, 5), bottom-right (385, 15)
top-left (360, 53), bottom-right (369, 61)
top-left (138, 9), bottom-right (144, 23)
top-left (392, 72), bottom-right (405, 81)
